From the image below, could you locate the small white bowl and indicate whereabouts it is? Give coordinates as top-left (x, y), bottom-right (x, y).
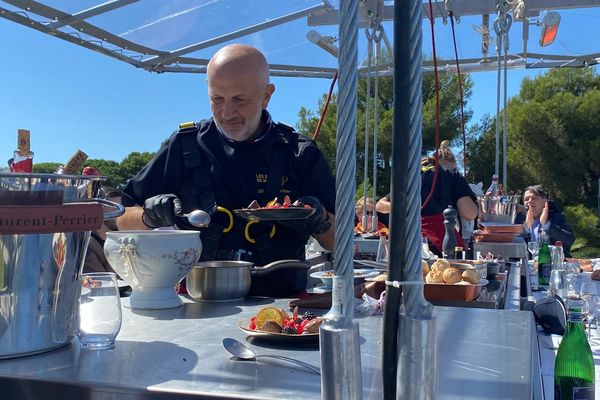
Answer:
top-left (310, 269), bottom-right (379, 288)
top-left (104, 230), bottom-right (202, 309)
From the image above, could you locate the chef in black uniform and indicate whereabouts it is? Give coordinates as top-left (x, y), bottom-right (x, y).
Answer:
top-left (117, 44), bottom-right (335, 297)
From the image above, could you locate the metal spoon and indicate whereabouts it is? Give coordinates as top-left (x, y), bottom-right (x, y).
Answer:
top-left (222, 338), bottom-right (320, 375)
top-left (183, 209), bottom-right (211, 227)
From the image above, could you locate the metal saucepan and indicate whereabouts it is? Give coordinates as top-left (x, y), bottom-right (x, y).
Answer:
top-left (187, 259), bottom-right (311, 301)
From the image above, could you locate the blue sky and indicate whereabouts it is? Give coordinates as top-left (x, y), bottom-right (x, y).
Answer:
top-left (1, 5), bottom-right (598, 164)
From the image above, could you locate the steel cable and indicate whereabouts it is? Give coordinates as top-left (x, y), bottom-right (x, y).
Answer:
top-left (362, 29), bottom-right (373, 231)
top-left (333, 0), bottom-right (358, 321)
top-left (371, 28), bottom-right (382, 231)
top-left (384, 0), bottom-right (433, 398)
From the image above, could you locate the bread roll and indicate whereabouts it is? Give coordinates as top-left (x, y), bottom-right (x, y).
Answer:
top-left (462, 269), bottom-right (480, 284)
top-left (425, 270), bottom-right (444, 284)
top-left (422, 260), bottom-right (430, 279)
top-left (431, 258), bottom-right (451, 272)
top-left (442, 267), bottom-right (462, 284)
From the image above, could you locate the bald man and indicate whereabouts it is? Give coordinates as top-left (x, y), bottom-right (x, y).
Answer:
top-left (118, 44), bottom-right (335, 297)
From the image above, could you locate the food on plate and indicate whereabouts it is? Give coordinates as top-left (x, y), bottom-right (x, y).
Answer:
top-left (461, 269), bottom-right (480, 284)
top-left (431, 258), bottom-right (451, 272)
top-left (261, 320), bottom-right (283, 333)
top-left (254, 306), bottom-right (285, 330)
top-left (303, 317), bottom-right (323, 334)
top-left (266, 195), bottom-right (292, 208)
top-left (244, 196), bottom-right (313, 210)
top-left (426, 270), bottom-right (444, 284)
top-left (442, 267), bottom-right (462, 284)
top-left (591, 270), bottom-right (600, 281)
top-left (247, 200), bottom-right (260, 209)
top-left (248, 306), bottom-right (319, 335)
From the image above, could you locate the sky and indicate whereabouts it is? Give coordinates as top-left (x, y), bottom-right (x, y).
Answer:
top-left (1, 2), bottom-right (599, 165)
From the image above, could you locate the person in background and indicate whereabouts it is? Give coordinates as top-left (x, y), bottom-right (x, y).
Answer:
top-left (116, 44), bottom-right (335, 297)
top-left (354, 196), bottom-right (388, 236)
top-left (84, 187), bottom-right (121, 274)
top-left (516, 185), bottom-right (575, 257)
top-left (376, 141), bottom-right (477, 255)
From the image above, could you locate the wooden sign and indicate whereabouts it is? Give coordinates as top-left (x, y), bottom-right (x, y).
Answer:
top-left (0, 203), bottom-right (104, 234)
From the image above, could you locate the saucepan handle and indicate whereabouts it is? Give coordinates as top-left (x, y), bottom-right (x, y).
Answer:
top-left (96, 198), bottom-right (125, 220)
top-left (75, 198), bottom-right (125, 220)
top-left (251, 259), bottom-right (311, 276)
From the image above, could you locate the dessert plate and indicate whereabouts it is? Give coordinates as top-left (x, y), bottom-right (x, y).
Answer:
top-left (239, 322), bottom-right (319, 344)
top-left (234, 207), bottom-right (315, 221)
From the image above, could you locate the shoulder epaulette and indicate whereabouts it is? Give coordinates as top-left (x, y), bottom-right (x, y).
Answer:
top-left (178, 121), bottom-right (199, 134)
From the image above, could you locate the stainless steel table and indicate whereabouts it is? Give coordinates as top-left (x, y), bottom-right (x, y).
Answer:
top-left (0, 296), bottom-right (535, 399)
top-left (473, 236), bottom-right (529, 267)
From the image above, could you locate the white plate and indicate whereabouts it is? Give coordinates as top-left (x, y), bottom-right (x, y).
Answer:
top-left (364, 277), bottom-right (489, 286)
top-left (239, 322), bottom-right (319, 344)
top-left (306, 286), bottom-right (332, 294)
top-left (310, 269), bottom-right (379, 280)
top-left (441, 279), bottom-right (489, 287)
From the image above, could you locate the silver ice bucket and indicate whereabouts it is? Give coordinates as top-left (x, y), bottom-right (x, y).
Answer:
top-left (0, 173), bottom-right (124, 359)
top-left (477, 194), bottom-right (522, 224)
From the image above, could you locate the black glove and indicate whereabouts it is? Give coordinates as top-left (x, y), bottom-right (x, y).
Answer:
top-left (279, 196), bottom-right (330, 235)
top-left (142, 194), bottom-right (182, 228)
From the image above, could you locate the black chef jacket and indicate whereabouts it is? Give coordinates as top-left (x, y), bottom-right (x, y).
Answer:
top-left (121, 112), bottom-right (335, 295)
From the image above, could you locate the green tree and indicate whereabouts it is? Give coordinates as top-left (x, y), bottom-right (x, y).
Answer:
top-left (297, 58), bottom-right (473, 198)
top-left (29, 151), bottom-right (155, 189)
top-left (32, 162), bottom-right (61, 173)
top-left (463, 115), bottom-right (497, 186)
top-left (120, 152), bottom-right (155, 183)
top-left (468, 68), bottom-right (600, 206)
top-left (83, 159), bottom-right (123, 188)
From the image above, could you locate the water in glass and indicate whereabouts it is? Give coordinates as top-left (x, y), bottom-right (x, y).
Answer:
top-left (76, 272), bottom-right (122, 350)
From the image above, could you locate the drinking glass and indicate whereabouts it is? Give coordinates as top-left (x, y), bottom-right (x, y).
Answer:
top-left (549, 269), bottom-right (567, 299)
top-left (376, 235), bottom-right (388, 263)
top-left (76, 272), bottom-right (122, 350)
top-left (527, 241), bottom-right (539, 259)
top-left (565, 262), bottom-right (581, 295)
top-left (421, 236), bottom-right (431, 259)
top-left (579, 282), bottom-right (600, 338)
top-left (592, 297), bottom-right (600, 338)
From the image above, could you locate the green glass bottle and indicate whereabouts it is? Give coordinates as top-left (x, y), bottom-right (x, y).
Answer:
top-left (554, 298), bottom-right (595, 400)
top-left (538, 231), bottom-right (552, 286)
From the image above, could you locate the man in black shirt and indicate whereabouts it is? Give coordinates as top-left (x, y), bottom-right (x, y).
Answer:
top-left (376, 156), bottom-right (477, 255)
top-left (118, 44), bottom-right (335, 296)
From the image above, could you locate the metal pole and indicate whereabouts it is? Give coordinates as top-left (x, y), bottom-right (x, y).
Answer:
top-left (362, 30), bottom-right (373, 230)
top-left (502, 10), bottom-right (512, 191)
top-left (386, 1), bottom-right (435, 399)
top-left (319, 0), bottom-right (362, 398)
top-left (371, 35), bottom-right (381, 231)
top-left (494, 16), bottom-right (503, 178)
